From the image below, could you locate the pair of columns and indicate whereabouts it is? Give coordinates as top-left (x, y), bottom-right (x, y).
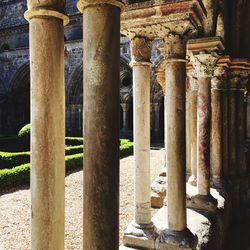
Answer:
top-left (124, 33), bottom-right (197, 249)
top-left (25, 0), bottom-right (124, 249)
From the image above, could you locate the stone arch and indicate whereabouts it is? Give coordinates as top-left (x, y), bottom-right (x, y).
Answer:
top-left (66, 58), bottom-right (133, 136)
top-left (2, 62), bottom-right (30, 133)
top-left (216, 11), bottom-right (225, 41)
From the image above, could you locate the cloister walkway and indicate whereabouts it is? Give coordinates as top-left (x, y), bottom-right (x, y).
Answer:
top-left (0, 149), bottom-right (165, 250)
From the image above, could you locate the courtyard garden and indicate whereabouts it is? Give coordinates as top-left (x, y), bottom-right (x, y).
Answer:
top-left (0, 124), bottom-right (134, 189)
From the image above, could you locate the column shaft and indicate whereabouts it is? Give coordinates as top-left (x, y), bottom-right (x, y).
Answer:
top-left (166, 61), bottom-right (186, 231)
top-left (28, 10), bottom-right (66, 250)
top-left (228, 82), bottom-right (237, 177)
top-left (83, 5), bottom-right (120, 250)
top-left (133, 64), bottom-right (151, 225)
top-left (237, 86), bottom-right (247, 176)
top-left (154, 103), bottom-right (160, 141)
top-left (197, 77), bottom-right (211, 195)
top-left (186, 79), bottom-right (191, 176)
top-left (189, 77), bottom-right (198, 184)
top-left (247, 95), bottom-right (250, 139)
top-left (222, 87), bottom-right (229, 178)
top-left (211, 78), bottom-right (223, 183)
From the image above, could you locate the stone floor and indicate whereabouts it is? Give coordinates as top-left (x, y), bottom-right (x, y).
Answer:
top-left (0, 149), bottom-right (165, 250)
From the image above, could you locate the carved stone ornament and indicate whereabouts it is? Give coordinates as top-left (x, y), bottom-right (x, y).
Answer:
top-left (190, 53), bottom-right (219, 77)
top-left (131, 36), bottom-right (152, 63)
top-left (159, 33), bottom-right (186, 60)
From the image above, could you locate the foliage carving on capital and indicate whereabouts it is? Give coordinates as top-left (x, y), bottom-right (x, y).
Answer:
top-left (131, 37), bottom-right (152, 63)
top-left (159, 33), bottom-right (186, 59)
top-left (190, 53), bottom-right (219, 77)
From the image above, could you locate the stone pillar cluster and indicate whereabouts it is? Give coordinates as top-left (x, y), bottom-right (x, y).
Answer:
top-left (25, 0), bottom-right (250, 249)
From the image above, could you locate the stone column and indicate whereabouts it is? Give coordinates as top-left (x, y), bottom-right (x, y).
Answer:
top-left (237, 76), bottom-right (248, 177)
top-left (156, 33), bottom-right (197, 250)
top-left (123, 36), bottom-right (155, 249)
top-left (186, 77), bottom-right (191, 176)
top-left (211, 67), bottom-right (225, 189)
top-left (188, 71), bottom-right (198, 186)
top-left (187, 38), bottom-right (224, 211)
top-left (24, 1), bottom-right (69, 249)
top-left (121, 103), bottom-right (129, 130)
top-left (247, 94), bottom-right (250, 140)
top-left (228, 76), bottom-right (238, 178)
top-left (222, 76), bottom-right (229, 179)
top-left (237, 75), bottom-right (248, 217)
top-left (77, 1), bottom-right (124, 249)
top-left (154, 102), bottom-right (161, 141)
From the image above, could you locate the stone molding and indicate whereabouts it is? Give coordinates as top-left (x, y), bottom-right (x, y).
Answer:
top-left (77, 0), bottom-right (125, 12)
top-left (130, 36), bottom-right (152, 64)
top-left (24, 8), bottom-right (69, 26)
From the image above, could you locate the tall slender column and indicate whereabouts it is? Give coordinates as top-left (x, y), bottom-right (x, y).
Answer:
top-left (156, 33), bottom-right (197, 250)
top-left (187, 37), bottom-right (224, 211)
top-left (237, 76), bottom-right (248, 177)
top-left (77, 1), bottom-right (124, 249)
top-left (121, 103), bottom-right (129, 130)
top-left (222, 76), bottom-right (229, 179)
top-left (186, 77), bottom-right (191, 176)
top-left (191, 53), bottom-right (218, 209)
top-left (154, 102), bottom-right (161, 141)
top-left (123, 36), bottom-right (155, 249)
top-left (211, 67), bottom-right (225, 189)
top-left (228, 76), bottom-right (238, 178)
top-left (237, 75), bottom-right (248, 217)
top-left (247, 94), bottom-right (250, 140)
top-left (24, 2), bottom-right (69, 249)
top-left (188, 71), bottom-right (198, 186)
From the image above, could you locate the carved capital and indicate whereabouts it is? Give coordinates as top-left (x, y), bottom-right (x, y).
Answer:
top-left (159, 33), bottom-right (186, 60)
top-left (77, 0), bottom-right (125, 12)
top-left (121, 103), bottom-right (129, 112)
top-left (190, 53), bottom-right (219, 77)
top-left (155, 70), bottom-right (166, 95)
top-left (130, 36), bottom-right (152, 64)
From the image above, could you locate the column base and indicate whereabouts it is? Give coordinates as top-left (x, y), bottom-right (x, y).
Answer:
top-left (188, 175), bottom-right (197, 186)
top-left (123, 221), bottom-right (156, 250)
top-left (211, 177), bottom-right (228, 198)
top-left (187, 194), bottom-right (218, 212)
top-left (155, 228), bottom-right (197, 250)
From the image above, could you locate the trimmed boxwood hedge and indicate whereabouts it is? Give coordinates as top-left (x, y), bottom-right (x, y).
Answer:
top-left (0, 153), bottom-right (84, 188)
top-left (0, 152), bottom-right (31, 170)
top-left (66, 137), bottom-right (83, 146)
top-left (0, 140), bottom-right (133, 188)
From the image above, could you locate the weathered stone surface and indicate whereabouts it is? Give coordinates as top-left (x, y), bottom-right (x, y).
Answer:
top-left (151, 191), bottom-right (164, 208)
top-left (81, 4), bottom-right (121, 250)
top-left (123, 222), bottom-right (156, 250)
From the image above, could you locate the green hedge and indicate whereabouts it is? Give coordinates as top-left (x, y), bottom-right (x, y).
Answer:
top-left (0, 154), bottom-right (84, 188)
top-left (65, 137), bottom-right (83, 146)
top-left (0, 140), bottom-right (133, 188)
top-left (0, 152), bottom-right (30, 170)
top-left (65, 145), bottom-right (83, 155)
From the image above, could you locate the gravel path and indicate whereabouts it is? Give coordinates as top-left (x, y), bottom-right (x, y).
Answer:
top-left (0, 149), bottom-right (165, 250)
